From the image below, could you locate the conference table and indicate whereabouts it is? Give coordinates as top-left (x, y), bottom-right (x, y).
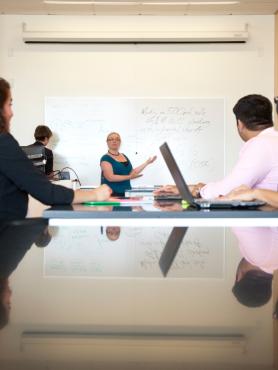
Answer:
top-left (1, 201), bottom-right (277, 369)
top-left (43, 201), bottom-right (278, 227)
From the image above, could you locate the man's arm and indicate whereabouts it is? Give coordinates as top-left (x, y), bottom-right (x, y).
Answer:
top-left (200, 138), bottom-right (272, 199)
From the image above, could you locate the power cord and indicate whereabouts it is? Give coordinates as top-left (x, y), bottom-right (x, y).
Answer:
top-left (52, 167), bottom-right (82, 186)
top-left (60, 166), bottom-right (82, 186)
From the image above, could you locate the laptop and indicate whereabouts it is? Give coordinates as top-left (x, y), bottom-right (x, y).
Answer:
top-left (159, 142), bottom-right (265, 209)
top-left (159, 227), bottom-right (188, 277)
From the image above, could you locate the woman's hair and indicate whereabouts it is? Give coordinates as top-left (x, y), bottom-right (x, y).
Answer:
top-left (0, 279), bottom-right (9, 330)
top-left (34, 125), bottom-right (53, 141)
top-left (233, 94), bottom-right (273, 131)
top-left (107, 132), bottom-right (121, 141)
top-left (0, 78), bottom-right (11, 134)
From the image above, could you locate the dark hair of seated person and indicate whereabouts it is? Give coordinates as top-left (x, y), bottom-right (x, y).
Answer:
top-left (233, 94), bottom-right (273, 131)
top-left (0, 278), bottom-right (9, 330)
top-left (34, 125), bottom-right (52, 141)
top-left (232, 270), bottom-right (273, 308)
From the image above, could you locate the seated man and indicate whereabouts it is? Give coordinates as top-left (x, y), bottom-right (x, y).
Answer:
top-left (155, 94), bottom-right (278, 199)
top-left (221, 97), bottom-right (278, 208)
top-left (32, 125), bottom-right (53, 176)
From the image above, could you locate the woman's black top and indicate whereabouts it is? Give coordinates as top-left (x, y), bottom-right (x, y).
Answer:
top-left (0, 133), bottom-right (74, 220)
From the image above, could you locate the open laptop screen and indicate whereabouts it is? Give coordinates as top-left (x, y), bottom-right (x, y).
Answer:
top-left (159, 142), bottom-right (194, 204)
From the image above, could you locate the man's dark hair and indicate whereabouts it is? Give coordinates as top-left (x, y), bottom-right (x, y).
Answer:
top-left (232, 270), bottom-right (273, 307)
top-left (274, 97), bottom-right (278, 115)
top-left (233, 94), bottom-right (273, 131)
top-left (34, 125), bottom-right (52, 141)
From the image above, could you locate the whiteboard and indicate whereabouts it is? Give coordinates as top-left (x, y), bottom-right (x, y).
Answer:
top-left (44, 227), bottom-right (224, 279)
top-left (45, 97), bottom-right (225, 185)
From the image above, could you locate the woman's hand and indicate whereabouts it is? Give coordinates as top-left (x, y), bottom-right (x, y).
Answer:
top-left (72, 184), bottom-right (112, 204)
top-left (93, 184), bottom-right (113, 201)
top-left (133, 156), bottom-right (157, 175)
top-left (146, 156), bottom-right (157, 165)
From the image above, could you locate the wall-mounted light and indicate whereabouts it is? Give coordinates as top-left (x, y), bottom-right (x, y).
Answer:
top-left (43, 1), bottom-right (138, 4)
top-left (143, 1), bottom-right (239, 4)
top-left (43, 0), bottom-right (240, 5)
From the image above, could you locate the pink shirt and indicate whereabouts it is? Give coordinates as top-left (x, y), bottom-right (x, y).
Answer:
top-left (200, 127), bottom-right (278, 199)
top-left (232, 227), bottom-right (278, 274)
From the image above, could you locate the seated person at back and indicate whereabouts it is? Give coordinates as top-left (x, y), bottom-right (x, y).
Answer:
top-left (100, 132), bottom-right (156, 196)
top-left (32, 125), bottom-right (53, 176)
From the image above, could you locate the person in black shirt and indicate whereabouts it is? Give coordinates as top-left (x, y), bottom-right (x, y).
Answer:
top-left (32, 125), bottom-right (54, 176)
top-left (0, 78), bottom-right (111, 220)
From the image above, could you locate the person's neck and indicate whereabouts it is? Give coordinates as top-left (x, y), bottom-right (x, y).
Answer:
top-left (37, 139), bottom-right (46, 146)
top-left (238, 259), bottom-right (262, 281)
top-left (249, 130), bottom-right (264, 140)
top-left (108, 149), bottom-right (119, 156)
top-left (243, 129), bottom-right (264, 142)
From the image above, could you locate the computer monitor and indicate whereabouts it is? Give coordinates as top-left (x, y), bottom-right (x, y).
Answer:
top-left (21, 145), bottom-right (46, 173)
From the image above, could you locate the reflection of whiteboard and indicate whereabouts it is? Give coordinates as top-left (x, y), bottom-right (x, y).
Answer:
top-left (45, 98), bottom-right (225, 185)
top-left (44, 227), bottom-right (224, 279)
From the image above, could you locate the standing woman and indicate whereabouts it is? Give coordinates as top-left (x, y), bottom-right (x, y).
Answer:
top-left (100, 132), bottom-right (156, 196)
top-left (0, 78), bottom-right (111, 220)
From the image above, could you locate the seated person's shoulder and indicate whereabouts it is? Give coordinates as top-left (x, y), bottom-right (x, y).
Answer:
top-left (44, 146), bottom-right (53, 156)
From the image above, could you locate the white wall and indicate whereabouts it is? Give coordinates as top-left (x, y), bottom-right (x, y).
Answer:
top-left (0, 14), bottom-right (275, 178)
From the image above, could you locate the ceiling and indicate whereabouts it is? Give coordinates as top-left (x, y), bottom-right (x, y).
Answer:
top-left (0, 0), bottom-right (277, 16)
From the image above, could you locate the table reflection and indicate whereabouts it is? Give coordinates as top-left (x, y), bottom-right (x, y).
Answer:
top-left (43, 227), bottom-right (224, 278)
top-left (0, 219), bottom-right (48, 330)
top-left (0, 221), bottom-right (277, 369)
top-left (232, 227), bottom-right (278, 311)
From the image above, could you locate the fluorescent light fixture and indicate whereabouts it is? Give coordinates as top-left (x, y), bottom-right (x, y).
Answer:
top-left (44, 1), bottom-right (93, 3)
top-left (44, 1), bottom-right (138, 4)
top-left (143, 1), bottom-right (239, 4)
top-left (189, 1), bottom-right (239, 4)
top-left (43, 0), bottom-right (239, 4)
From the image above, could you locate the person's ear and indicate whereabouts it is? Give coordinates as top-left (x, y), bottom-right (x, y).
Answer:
top-left (237, 119), bottom-right (245, 133)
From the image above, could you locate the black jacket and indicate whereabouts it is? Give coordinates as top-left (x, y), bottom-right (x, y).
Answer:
top-left (0, 133), bottom-right (74, 220)
top-left (33, 141), bottom-right (53, 175)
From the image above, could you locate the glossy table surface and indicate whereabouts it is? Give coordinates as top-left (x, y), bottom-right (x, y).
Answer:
top-left (0, 218), bottom-right (277, 370)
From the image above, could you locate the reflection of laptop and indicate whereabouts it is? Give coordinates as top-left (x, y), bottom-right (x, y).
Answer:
top-left (159, 142), bottom-right (265, 209)
top-left (159, 227), bottom-right (188, 277)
